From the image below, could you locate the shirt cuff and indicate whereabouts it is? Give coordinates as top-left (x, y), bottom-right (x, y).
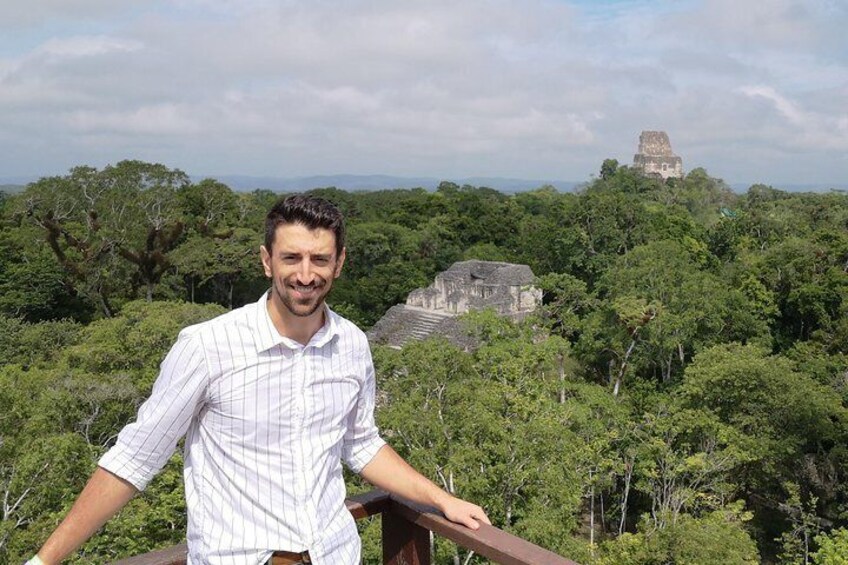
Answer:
top-left (344, 435), bottom-right (387, 473)
top-left (98, 448), bottom-right (157, 491)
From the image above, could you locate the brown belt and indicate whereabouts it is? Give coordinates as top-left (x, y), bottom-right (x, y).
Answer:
top-left (270, 550), bottom-right (311, 565)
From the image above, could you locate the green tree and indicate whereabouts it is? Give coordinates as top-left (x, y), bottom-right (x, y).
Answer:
top-left (373, 331), bottom-right (589, 562)
top-left (812, 528), bottom-right (848, 565)
top-left (176, 179), bottom-right (237, 236)
top-left (753, 234), bottom-right (848, 347)
top-left (0, 214), bottom-right (88, 321)
top-left (584, 240), bottom-right (770, 388)
top-left (631, 404), bottom-right (756, 529)
top-left (1, 434), bottom-right (93, 562)
top-left (599, 502), bottom-right (759, 565)
top-left (678, 343), bottom-right (848, 551)
top-left (600, 159), bottom-right (619, 181)
top-left (172, 228), bottom-right (263, 307)
top-left (536, 272), bottom-right (595, 338)
top-left (21, 161), bottom-right (191, 314)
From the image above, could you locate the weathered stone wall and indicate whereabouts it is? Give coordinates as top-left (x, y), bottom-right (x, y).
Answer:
top-left (368, 260), bottom-right (541, 348)
top-left (633, 130), bottom-right (684, 179)
top-left (407, 287), bottom-right (442, 310)
top-left (409, 261), bottom-right (540, 316)
top-left (637, 131), bottom-right (674, 156)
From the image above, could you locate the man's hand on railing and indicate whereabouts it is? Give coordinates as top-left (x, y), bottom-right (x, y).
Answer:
top-left (438, 495), bottom-right (491, 530)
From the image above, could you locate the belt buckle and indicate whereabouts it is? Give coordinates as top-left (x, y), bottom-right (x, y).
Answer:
top-left (271, 550), bottom-right (311, 565)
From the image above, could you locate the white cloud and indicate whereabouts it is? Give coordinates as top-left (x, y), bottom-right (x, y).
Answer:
top-left (666, 0), bottom-right (838, 51)
top-left (0, 0), bottom-right (149, 29)
top-left (740, 86), bottom-right (806, 126)
top-left (65, 103), bottom-right (199, 135)
top-left (36, 35), bottom-right (142, 59)
top-left (0, 0), bottom-right (846, 184)
top-left (738, 85), bottom-right (848, 151)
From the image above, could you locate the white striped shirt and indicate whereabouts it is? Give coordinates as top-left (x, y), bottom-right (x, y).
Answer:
top-left (99, 291), bottom-right (386, 565)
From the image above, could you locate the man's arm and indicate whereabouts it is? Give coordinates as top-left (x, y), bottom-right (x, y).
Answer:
top-left (359, 444), bottom-right (490, 530)
top-left (32, 331), bottom-right (209, 563)
top-left (34, 467), bottom-right (138, 565)
top-left (346, 344), bottom-right (488, 529)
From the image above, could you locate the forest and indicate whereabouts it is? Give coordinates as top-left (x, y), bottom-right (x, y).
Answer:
top-left (0, 159), bottom-right (846, 564)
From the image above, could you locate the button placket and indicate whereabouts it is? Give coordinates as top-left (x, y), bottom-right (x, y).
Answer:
top-left (293, 346), bottom-right (318, 545)
top-left (301, 347), bottom-right (321, 545)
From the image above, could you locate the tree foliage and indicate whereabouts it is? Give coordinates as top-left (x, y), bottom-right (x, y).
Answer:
top-left (2, 160), bottom-right (847, 563)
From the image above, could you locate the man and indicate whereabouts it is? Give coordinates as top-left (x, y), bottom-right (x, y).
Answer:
top-left (28, 195), bottom-right (489, 565)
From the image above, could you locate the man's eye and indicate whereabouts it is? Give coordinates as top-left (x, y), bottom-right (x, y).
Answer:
top-left (313, 257), bottom-right (330, 266)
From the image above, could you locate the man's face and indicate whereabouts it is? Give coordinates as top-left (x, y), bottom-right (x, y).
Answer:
top-left (260, 222), bottom-right (345, 319)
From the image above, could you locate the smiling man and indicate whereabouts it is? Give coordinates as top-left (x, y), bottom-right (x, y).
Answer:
top-left (28, 195), bottom-right (489, 565)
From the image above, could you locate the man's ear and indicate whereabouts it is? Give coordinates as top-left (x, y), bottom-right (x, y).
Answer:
top-left (260, 245), bottom-right (272, 278)
top-left (334, 247), bottom-right (346, 279)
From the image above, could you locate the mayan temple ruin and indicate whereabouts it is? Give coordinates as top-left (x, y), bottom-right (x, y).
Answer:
top-left (632, 130), bottom-right (684, 179)
top-left (367, 260), bottom-right (541, 349)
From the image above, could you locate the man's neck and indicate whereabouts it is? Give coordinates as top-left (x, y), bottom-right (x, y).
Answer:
top-left (267, 298), bottom-right (326, 346)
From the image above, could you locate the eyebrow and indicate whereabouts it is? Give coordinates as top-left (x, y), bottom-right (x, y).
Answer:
top-left (278, 252), bottom-right (333, 259)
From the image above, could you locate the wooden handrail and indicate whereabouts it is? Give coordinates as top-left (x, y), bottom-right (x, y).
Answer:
top-left (111, 490), bottom-right (580, 565)
top-left (386, 496), bottom-right (578, 565)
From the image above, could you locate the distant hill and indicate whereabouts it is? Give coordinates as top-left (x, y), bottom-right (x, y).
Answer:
top-left (198, 174), bottom-right (581, 193)
top-left (1, 173), bottom-right (578, 194)
top-left (5, 173), bottom-right (845, 195)
top-left (730, 182), bottom-right (848, 193)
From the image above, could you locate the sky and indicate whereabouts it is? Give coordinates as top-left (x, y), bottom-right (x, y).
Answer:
top-left (0, 0), bottom-right (846, 188)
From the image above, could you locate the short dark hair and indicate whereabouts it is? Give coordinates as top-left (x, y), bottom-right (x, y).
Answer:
top-left (264, 194), bottom-right (346, 256)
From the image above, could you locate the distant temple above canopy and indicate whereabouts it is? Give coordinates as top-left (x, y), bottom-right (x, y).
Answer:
top-left (632, 131), bottom-right (684, 180)
top-left (367, 260), bottom-right (541, 349)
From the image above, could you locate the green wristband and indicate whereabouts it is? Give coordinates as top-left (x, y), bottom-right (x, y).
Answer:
top-left (25, 556), bottom-right (45, 565)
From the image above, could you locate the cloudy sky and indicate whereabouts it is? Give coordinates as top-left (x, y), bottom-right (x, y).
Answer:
top-left (1, 0), bottom-right (846, 187)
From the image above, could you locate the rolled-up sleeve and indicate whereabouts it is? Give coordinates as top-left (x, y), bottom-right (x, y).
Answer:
top-left (99, 331), bottom-right (209, 490)
top-left (341, 348), bottom-right (386, 473)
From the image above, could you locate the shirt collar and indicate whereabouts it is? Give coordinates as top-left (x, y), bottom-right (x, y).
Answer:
top-left (253, 289), bottom-right (339, 353)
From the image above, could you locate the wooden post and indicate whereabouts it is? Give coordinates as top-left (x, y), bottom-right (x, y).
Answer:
top-left (382, 512), bottom-right (431, 565)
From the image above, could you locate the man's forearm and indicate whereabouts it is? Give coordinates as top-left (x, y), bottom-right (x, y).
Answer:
top-left (359, 444), bottom-right (450, 507)
top-left (359, 444), bottom-right (490, 529)
top-left (35, 467), bottom-right (138, 564)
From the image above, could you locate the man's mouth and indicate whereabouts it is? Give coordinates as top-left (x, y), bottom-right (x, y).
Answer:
top-left (289, 282), bottom-right (322, 296)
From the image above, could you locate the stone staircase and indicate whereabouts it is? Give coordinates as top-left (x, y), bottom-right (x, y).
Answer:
top-left (367, 305), bottom-right (454, 348)
top-left (402, 307), bottom-right (452, 342)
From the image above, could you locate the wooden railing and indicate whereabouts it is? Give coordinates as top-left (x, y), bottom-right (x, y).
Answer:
top-left (111, 489), bottom-right (580, 565)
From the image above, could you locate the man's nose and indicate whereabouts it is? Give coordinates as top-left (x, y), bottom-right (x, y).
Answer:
top-left (295, 258), bottom-right (315, 283)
